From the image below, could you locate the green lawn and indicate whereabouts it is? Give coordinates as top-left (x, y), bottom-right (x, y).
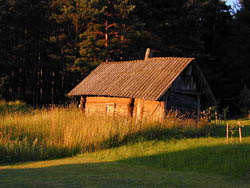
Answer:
top-left (1, 137), bottom-right (250, 188)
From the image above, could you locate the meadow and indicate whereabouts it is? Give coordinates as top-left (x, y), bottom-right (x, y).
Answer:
top-left (1, 101), bottom-right (250, 187)
top-left (0, 101), bottom-right (210, 164)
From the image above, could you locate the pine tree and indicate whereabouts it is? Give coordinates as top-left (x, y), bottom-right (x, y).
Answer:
top-left (76, 0), bottom-right (145, 72)
top-left (133, 0), bottom-right (205, 57)
top-left (51, 0), bottom-right (84, 68)
top-left (0, 0), bottom-right (61, 105)
top-left (0, 0), bottom-right (11, 98)
top-left (191, 0), bottom-right (235, 110)
top-left (230, 0), bottom-right (250, 114)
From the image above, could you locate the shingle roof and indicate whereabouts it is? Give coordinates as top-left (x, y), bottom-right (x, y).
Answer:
top-left (68, 57), bottom-right (196, 101)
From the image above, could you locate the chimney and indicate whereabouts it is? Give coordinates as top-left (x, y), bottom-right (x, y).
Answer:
top-left (144, 48), bottom-right (153, 60)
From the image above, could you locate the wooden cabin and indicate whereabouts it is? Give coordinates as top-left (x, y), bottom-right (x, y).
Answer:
top-left (68, 52), bottom-right (216, 121)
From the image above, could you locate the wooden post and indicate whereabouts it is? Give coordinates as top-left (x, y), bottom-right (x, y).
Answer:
top-left (226, 123), bottom-right (229, 142)
top-left (215, 111), bottom-right (218, 124)
top-left (160, 102), bottom-right (164, 123)
top-left (136, 99), bottom-right (144, 122)
top-left (163, 94), bottom-right (168, 118)
top-left (239, 127), bottom-right (242, 143)
top-left (129, 98), bottom-right (134, 118)
top-left (197, 95), bottom-right (200, 123)
top-left (79, 96), bottom-right (85, 112)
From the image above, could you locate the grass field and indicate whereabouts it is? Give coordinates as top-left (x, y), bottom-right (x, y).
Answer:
top-left (1, 103), bottom-right (250, 187)
top-left (0, 105), bottom-right (210, 164)
top-left (1, 138), bottom-right (250, 188)
top-left (1, 159), bottom-right (248, 188)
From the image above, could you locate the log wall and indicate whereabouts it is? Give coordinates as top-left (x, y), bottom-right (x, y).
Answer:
top-left (170, 65), bottom-right (198, 92)
top-left (84, 96), bottom-right (165, 121)
top-left (85, 97), bottom-right (132, 116)
top-left (133, 99), bottom-right (165, 121)
top-left (165, 64), bottom-right (201, 116)
top-left (166, 92), bottom-right (198, 114)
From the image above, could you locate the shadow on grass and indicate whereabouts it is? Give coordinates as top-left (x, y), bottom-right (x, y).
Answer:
top-left (119, 143), bottom-right (250, 178)
top-left (101, 124), bottom-right (213, 149)
top-left (1, 162), bottom-right (165, 188)
top-left (1, 144), bottom-right (250, 188)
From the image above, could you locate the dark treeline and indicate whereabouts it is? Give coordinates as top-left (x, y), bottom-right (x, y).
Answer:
top-left (0, 0), bottom-right (250, 116)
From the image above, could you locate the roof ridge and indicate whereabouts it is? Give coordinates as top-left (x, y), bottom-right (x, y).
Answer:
top-left (102, 57), bottom-right (195, 64)
top-left (149, 57), bottom-right (195, 60)
top-left (102, 59), bottom-right (144, 64)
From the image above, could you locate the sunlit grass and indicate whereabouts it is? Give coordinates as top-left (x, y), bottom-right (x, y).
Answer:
top-left (2, 137), bottom-right (250, 179)
top-left (1, 104), bottom-right (250, 183)
top-left (78, 137), bottom-right (250, 177)
top-left (0, 106), bottom-right (210, 164)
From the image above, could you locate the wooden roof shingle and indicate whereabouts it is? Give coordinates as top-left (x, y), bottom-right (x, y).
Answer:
top-left (68, 57), bottom-right (201, 101)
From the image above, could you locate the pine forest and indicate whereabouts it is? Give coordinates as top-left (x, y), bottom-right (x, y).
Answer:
top-left (0, 0), bottom-right (250, 116)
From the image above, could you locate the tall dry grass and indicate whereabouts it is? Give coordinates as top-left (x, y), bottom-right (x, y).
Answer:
top-left (0, 107), bottom-right (211, 163)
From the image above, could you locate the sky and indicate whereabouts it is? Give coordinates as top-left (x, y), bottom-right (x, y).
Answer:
top-left (225, 0), bottom-right (239, 7)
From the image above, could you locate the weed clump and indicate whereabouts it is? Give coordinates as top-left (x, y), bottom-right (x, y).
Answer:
top-left (0, 100), bottom-right (31, 115)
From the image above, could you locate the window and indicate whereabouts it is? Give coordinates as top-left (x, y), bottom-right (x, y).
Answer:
top-left (106, 103), bottom-right (116, 115)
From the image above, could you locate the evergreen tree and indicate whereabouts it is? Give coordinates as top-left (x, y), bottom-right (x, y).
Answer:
top-left (0, 0), bottom-right (63, 105)
top-left (193, 0), bottom-right (235, 111)
top-left (0, 0), bottom-right (11, 98)
top-left (76, 0), bottom-right (145, 72)
top-left (231, 0), bottom-right (250, 114)
top-left (0, 0), bottom-right (245, 114)
top-left (50, 0), bottom-right (86, 101)
top-left (51, 0), bottom-right (84, 70)
top-left (134, 0), bottom-right (205, 57)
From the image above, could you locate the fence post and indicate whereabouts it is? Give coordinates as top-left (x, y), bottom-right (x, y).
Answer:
top-left (239, 126), bottom-right (242, 143)
top-left (226, 123), bottom-right (229, 142)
